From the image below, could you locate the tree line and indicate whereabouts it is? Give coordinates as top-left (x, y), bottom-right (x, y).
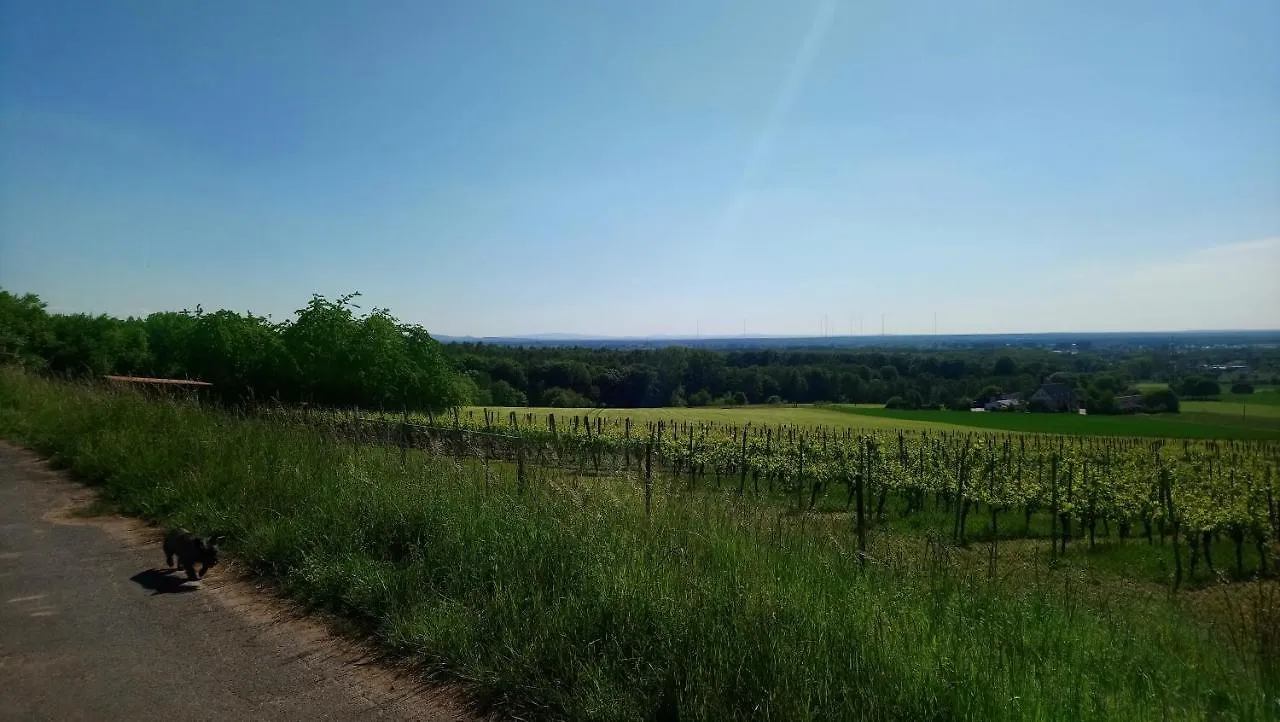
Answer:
top-left (0, 289), bottom-right (468, 410)
top-left (445, 340), bottom-right (1249, 413)
top-left (5, 287), bottom-right (1270, 413)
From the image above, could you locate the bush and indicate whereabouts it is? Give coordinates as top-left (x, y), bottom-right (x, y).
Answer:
top-left (975, 385), bottom-right (1002, 405)
top-left (490, 380), bottom-right (528, 407)
top-left (884, 396), bottom-right (907, 409)
top-left (765, 395), bottom-right (783, 406)
top-left (1142, 388), bottom-right (1180, 414)
top-left (541, 387), bottom-right (592, 408)
top-left (1231, 381), bottom-right (1254, 395)
top-left (714, 391), bottom-right (749, 406)
top-left (668, 385), bottom-right (687, 407)
top-left (688, 389), bottom-right (713, 407)
top-left (1085, 391), bottom-right (1118, 415)
top-left (1176, 376), bottom-right (1220, 398)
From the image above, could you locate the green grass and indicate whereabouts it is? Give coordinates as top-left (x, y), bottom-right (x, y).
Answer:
top-left (2, 370), bottom-right (1276, 721)
top-left (1138, 382), bottom-right (1280, 409)
top-left (467, 404), bottom-right (986, 433)
top-left (473, 402), bottom-right (1280, 440)
top-left (830, 406), bottom-right (1280, 440)
top-left (1183, 400), bottom-right (1280, 418)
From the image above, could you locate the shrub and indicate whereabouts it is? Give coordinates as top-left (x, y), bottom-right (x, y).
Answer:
top-left (1085, 390), bottom-right (1118, 415)
top-left (1176, 376), bottom-right (1220, 398)
top-left (541, 387), bottom-right (592, 408)
top-left (1142, 388), bottom-right (1180, 413)
top-left (490, 380), bottom-right (528, 407)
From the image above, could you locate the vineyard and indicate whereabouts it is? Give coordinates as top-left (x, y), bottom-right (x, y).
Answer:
top-left (5, 370), bottom-right (1279, 719)
top-left (315, 406), bottom-right (1280, 586)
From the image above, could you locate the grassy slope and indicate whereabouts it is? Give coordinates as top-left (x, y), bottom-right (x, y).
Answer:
top-left (2, 371), bottom-right (1274, 720)
top-left (830, 406), bottom-right (1280, 440)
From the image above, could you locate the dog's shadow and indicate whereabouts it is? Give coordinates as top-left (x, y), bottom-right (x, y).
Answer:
top-left (130, 568), bottom-right (199, 595)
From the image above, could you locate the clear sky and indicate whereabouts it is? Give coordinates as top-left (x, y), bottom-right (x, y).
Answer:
top-left (2, 0), bottom-right (1278, 337)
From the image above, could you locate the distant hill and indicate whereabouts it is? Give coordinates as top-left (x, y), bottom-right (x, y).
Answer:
top-left (434, 330), bottom-right (1280, 351)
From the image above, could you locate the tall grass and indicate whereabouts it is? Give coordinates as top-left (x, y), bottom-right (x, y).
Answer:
top-left (1, 369), bottom-right (1273, 721)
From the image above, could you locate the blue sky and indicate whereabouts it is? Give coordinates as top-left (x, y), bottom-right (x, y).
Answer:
top-left (2, 0), bottom-right (1277, 336)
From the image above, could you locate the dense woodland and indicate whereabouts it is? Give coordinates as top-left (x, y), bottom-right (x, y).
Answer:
top-left (3, 288), bottom-right (1274, 414)
top-left (446, 342), bottom-right (1208, 413)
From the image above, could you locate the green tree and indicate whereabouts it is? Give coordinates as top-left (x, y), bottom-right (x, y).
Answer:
top-left (976, 385), bottom-right (1002, 405)
top-left (0, 290), bottom-right (53, 367)
top-left (542, 386), bottom-right (592, 408)
top-left (490, 380), bottom-right (528, 406)
top-left (993, 356), bottom-right (1017, 376)
top-left (1086, 391), bottom-right (1118, 415)
top-left (1142, 388), bottom-right (1180, 413)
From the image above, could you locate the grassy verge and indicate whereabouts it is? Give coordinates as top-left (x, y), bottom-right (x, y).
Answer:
top-left (1, 369), bottom-right (1275, 720)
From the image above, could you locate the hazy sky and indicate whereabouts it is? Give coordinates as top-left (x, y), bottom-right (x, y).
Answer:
top-left (2, 1), bottom-right (1278, 336)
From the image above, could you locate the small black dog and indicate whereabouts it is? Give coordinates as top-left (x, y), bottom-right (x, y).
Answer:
top-left (163, 528), bottom-right (223, 581)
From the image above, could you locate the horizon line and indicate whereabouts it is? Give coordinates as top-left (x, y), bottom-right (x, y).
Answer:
top-left (436, 328), bottom-right (1280, 341)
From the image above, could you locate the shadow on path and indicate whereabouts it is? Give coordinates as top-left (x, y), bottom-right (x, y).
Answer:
top-left (130, 568), bottom-right (198, 595)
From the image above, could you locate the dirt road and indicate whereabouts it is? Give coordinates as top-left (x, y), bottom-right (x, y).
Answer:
top-left (0, 442), bottom-right (474, 721)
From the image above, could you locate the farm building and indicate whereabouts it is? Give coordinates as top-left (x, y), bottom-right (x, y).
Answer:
top-left (983, 394), bottom-right (1024, 411)
top-left (1029, 383), bottom-right (1080, 412)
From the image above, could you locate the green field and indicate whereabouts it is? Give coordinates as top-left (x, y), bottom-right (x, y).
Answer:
top-left (1138, 382), bottom-right (1280, 409)
top-left (471, 403), bottom-right (1280, 440)
top-left (829, 406), bottom-right (1280, 440)
top-left (1183, 399), bottom-right (1280, 418)
top-left (3, 370), bottom-right (1276, 721)
top-left (467, 404), bottom-right (985, 433)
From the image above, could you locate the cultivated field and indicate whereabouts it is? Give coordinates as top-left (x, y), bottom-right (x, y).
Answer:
top-left (469, 403), bottom-right (1280, 440)
top-left (466, 404), bottom-right (985, 433)
top-left (1182, 399), bottom-right (1280, 418)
